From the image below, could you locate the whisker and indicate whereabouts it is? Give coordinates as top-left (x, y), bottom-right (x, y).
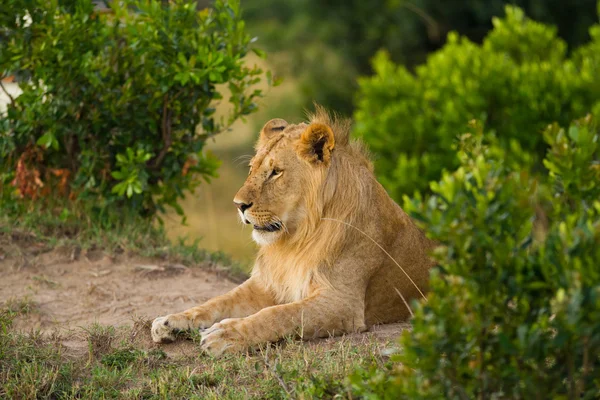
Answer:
top-left (277, 218), bottom-right (289, 234)
top-left (321, 217), bottom-right (427, 301)
top-left (234, 154), bottom-right (253, 166)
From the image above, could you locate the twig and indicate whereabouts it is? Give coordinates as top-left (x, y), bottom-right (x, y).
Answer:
top-left (567, 344), bottom-right (575, 398)
top-left (0, 79), bottom-right (16, 108)
top-left (578, 336), bottom-right (590, 396)
top-left (401, 2), bottom-right (440, 41)
top-left (135, 264), bottom-right (164, 272)
top-left (261, 348), bottom-right (294, 397)
top-left (150, 95), bottom-right (172, 169)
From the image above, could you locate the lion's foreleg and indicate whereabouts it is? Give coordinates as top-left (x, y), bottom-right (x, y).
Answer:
top-left (151, 277), bottom-right (275, 343)
top-left (199, 290), bottom-right (366, 356)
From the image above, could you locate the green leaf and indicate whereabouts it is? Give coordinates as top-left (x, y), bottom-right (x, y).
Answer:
top-left (568, 126), bottom-right (579, 142)
top-left (252, 48), bottom-right (266, 59)
top-left (36, 132), bottom-right (57, 150)
top-left (273, 76), bottom-right (283, 87)
top-left (111, 170), bottom-right (124, 180)
top-left (112, 182), bottom-right (127, 196)
top-left (266, 70), bottom-right (272, 86)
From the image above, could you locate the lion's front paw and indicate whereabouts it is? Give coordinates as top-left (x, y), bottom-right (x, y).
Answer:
top-left (200, 319), bottom-right (247, 357)
top-left (151, 314), bottom-right (192, 343)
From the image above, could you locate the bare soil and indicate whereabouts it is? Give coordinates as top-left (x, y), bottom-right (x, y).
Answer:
top-left (0, 248), bottom-right (237, 332)
top-left (0, 237), bottom-right (407, 355)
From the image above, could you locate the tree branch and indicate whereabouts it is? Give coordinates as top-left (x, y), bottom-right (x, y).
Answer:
top-left (402, 2), bottom-right (440, 42)
top-left (0, 78), bottom-right (17, 109)
top-left (150, 95), bottom-right (172, 169)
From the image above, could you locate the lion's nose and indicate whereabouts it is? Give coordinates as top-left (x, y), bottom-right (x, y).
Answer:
top-left (234, 201), bottom-right (253, 213)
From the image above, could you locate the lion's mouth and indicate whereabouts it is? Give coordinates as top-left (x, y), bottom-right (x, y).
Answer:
top-left (253, 222), bottom-right (283, 232)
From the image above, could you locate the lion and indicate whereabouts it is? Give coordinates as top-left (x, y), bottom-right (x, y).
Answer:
top-left (151, 107), bottom-right (436, 356)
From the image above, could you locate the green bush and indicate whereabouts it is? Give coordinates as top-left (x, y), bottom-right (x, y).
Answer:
top-left (351, 116), bottom-right (600, 398)
top-left (354, 5), bottom-right (600, 200)
top-left (243, 0), bottom-right (598, 116)
top-left (0, 0), bottom-right (265, 218)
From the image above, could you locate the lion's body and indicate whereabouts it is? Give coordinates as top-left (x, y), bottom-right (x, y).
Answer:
top-left (152, 108), bottom-right (436, 356)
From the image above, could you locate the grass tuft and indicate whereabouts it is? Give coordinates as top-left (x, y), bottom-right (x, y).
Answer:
top-left (0, 302), bottom-right (396, 399)
top-left (85, 324), bottom-right (116, 362)
top-left (101, 348), bottom-right (143, 370)
top-left (2, 296), bottom-right (36, 316)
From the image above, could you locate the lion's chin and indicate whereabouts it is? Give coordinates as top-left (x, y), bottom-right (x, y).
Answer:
top-left (252, 229), bottom-right (282, 246)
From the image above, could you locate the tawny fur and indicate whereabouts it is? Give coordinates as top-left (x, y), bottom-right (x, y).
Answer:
top-left (151, 106), bottom-right (436, 356)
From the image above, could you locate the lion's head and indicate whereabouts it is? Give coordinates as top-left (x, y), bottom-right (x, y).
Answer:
top-left (234, 108), bottom-right (371, 248)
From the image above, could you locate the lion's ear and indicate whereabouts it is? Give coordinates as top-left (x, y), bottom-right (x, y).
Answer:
top-left (296, 123), bottom-right (335, 165)
top-left (259, 118), bottom-right (288, 144)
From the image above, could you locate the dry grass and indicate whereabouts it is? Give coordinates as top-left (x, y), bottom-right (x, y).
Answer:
top-left (0, 301), bottom-right (399, 399)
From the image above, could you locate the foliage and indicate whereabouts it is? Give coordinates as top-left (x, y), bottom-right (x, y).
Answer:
top-left (354, 5), bottom-right (600, 199)
top-left (351, 116), bottom-right (600, 398)
top-left (346, 364), bottom-right (402, 400)
top-left (243, 0), bottom-right (416, 116)
top-left (0, 0), bottom-right (265, 218)
top-left (243, 0), bottom-right (597, 115)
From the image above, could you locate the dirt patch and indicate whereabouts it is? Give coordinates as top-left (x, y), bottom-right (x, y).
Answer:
top-left (0, 248), bottom-right (237, 331)
top-left (0, 242), bottom-right (407, 355)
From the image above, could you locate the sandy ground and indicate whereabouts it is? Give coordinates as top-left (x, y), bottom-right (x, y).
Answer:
top-left (0, 238), bottom-right (408, 356)
top-left (0, 247), bottom-right (237, 331)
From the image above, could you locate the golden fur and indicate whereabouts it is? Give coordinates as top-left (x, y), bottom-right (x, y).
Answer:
top-left (151, 107), bottom-right (436, 356)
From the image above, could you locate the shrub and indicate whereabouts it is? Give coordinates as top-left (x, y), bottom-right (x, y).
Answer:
top-left (243, 0), bottom-right (598, 116)
top-left (351, 116), bottom-right (600, 398)
top-left (354, 5), bottom-right (600, 200)
top-left (0, 0), bottom-right (265, 218)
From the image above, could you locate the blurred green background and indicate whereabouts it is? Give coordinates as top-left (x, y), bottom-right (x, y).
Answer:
top-left (165, 0), bottom-right (599, 265)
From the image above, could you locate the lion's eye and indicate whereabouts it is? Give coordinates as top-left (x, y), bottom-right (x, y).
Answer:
top-left (269, 169), bottom-right (282, 179)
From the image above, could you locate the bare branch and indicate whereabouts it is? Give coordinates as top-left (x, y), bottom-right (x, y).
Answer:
top-left (149, 95), bottom-right (172, 169)
top-left (0, 78), bottom-right (17, 109)
top-left (402, 2), bottom-right (440, 41)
